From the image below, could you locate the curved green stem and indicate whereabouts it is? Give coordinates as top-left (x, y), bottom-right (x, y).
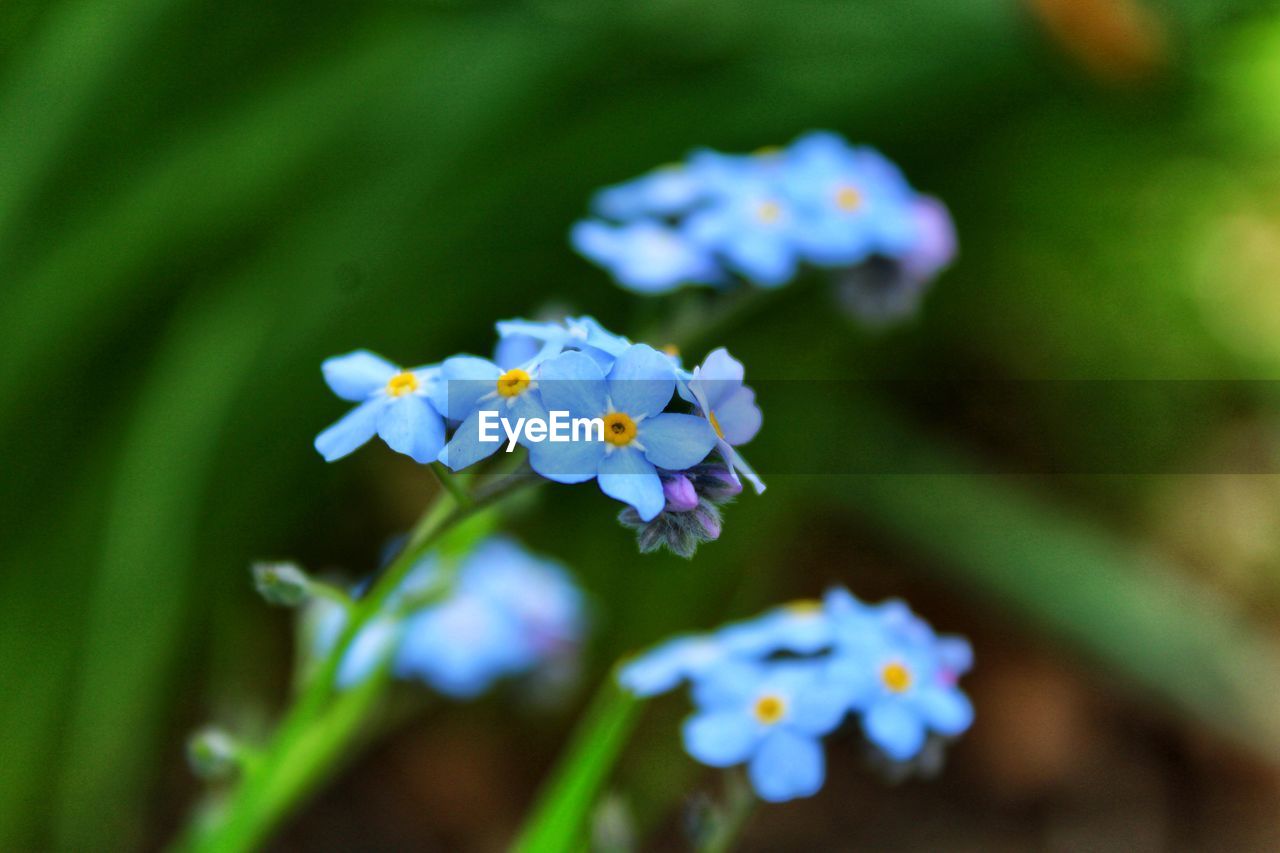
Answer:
top-left (511, 669), bottom-right (642, 853)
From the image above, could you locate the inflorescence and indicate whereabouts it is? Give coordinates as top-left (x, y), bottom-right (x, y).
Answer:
top-left (618, 587), bottom-right (974, 803)
top-left (314, 316), bottom-right (763, 555)
top-left (572, 131), bottom-right (956, 323)
top-left (306, 536), bottom-right (586, 698)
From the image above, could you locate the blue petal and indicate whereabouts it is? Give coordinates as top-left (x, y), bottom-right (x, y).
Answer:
top-left (723, 234), bottom-right (797, 287)
top-left (494, 334), bottom-right (541, 371)
top-left (637, 413), bottom-right (716, 471)
top-left (722, 444), bottom-right (766, 494)
top-left (748, 729), bottom-right (825, 802)
top-left (315, 399), bottom-right (384, 461)
top-left (863, 701), bottom-right (927, 761)
top-left (682, 710), bottom-right (759, 768)
top-left (438, 408), bottom-right (504, 471)
top-left (441, 356), bottom-right (502, 421)
top-left (689, 347), bottom-right (744, 411)
top-left (321, 350), bottom-right (398, 402)
top-left (788, 679), bottom-right (851, 736)
top-left (570, 219), bottom-right (618, 264)
top-left (714, 386), bottom-right (761, 446)
top-left (539, 350), bottom-right (608, 420)
top-left (618, 635), bottom-right (725, 697)
top-left (528, 433), bottom-right (606, 484)
top-left (824, 653), bottom-right (881, 711)
top-left (377, 395), bottom-right (446, 463)
top-left (395, 596), bottom-right (524, 697)
top-left (690, 659), bottom-right (764, 709)
top-left (606, 345), bottom-right (675, 419)
top-left (597, 447), bottom-right (663, 521)
top-left (336, 618), bottom-right (399, 688)
top-left (918, 687), bottom-right (974, 736)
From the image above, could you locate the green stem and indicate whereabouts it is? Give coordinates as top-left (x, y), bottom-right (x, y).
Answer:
top-left (696, 772), bottom-right (756, 853)
top-left (430, 462), bottom-right (473, 509)
top-left (511, 669), bottom-right (642, 853)
top-left (176, 470), bottom-right (533, 852)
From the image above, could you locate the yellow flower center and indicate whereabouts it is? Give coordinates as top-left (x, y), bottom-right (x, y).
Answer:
top-left (661, 343), bottom-right (680, 357)
top-left (707, 410), bottom-right (725, 440)
top-left (385, 372), bottom-right (419, 397)
top-left (753, 145), bottom-right (783, 158)
top-left (753, 694), bottom-right (787, 725)
top-left (785, 598), bottom-right (822, 616)
top-left (881, 661), bottom-right (912, 693)
top-left (756, 200), bottom-right (783, 224)
top-left (835, 185), bottom-right (862, 211)
top-left (603, 412), bottom-right (637, 446)
top-left (496, 368), bottom-right (531, 398)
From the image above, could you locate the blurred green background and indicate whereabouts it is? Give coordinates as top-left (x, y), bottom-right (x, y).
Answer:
top-left (6, 0), bottom-right (1280, 849)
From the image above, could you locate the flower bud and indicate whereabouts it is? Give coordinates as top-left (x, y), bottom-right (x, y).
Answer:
top-left (186, 727), bottom-right (242, 781)
top-left (687, 463), bottom-right (742, 503)
top-left (252, 561), bottom-right (312, 607)
top-left (662, 474), bottom-right (699, 512)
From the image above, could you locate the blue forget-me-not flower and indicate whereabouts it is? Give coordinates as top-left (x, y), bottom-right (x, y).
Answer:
top-left (528, 344), bottom-right (717, 522)
top-left (314, 350), bottom-right (447, 464)
top-left (316, 317), bottom-right (761, 549)
top-left (307, 536), bottom-right (585, 698)
top-left (571, 131), bottom-right (956, 320)
top-left (617, 587), bottom-right (973, 802)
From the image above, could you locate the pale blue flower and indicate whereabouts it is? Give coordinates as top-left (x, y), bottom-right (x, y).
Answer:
top-left (436, 349), bottom-right (551, 471)
top-left (682, 659), bottom-right (848, 802)
top-left (496, 315), bottom-right (631, 373)
top-left (571, 220), bottom-right (720, 294)
top-left (784, 132), bottom-right (920, 267)
top-left (528, 344), bottom-right (717, 521)
top-left (682, 347), bottom-right (765, 493)
top-left (395, 537), bottom-right (585, 697)
top-left (308, 537), bottom-right (586, 699)
top-left (825, 594), bottom-right (975, 761)
top-left (592, 163), bottom-right (710, 220)
top-left (684, 171), bottom-right (805, 286)
top-left (314, 350), bottom-right (447, 464)
top-left (618, 634), bottom-right (731, 697)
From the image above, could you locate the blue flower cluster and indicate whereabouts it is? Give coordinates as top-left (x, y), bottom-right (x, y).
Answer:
top-left (315, 316), bottom-right (763, 527)
top-left (618, 587), bottom-right (973, 803)
top-left (307, 537), bottom-right (585, 698)
top-left (571, 131), bottom-right (955, 314)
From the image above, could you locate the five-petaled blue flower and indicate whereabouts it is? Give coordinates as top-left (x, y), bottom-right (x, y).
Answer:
top-left (618, 586), bottom-right (974, 802)
top-left (681, 347), bottom-right (765, 493)
top-left (825, 592), bottom-right (975, 762)
top-left (682, 659), bottom-right (848, 802)
top-left (529, 344), bottom-right (717, 521)
top-left (314, 350), bottom-right (447, 464)
top-left (572, 131), bottom-right (956, 315)
top-left (309, 536), bottom-right (585, 698)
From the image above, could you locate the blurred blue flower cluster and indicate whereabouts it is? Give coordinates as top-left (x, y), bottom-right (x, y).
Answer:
top-left (572, 131), bottom-right (955, 320)
top-left (315, 317), bottom-right (763, 539)
top-left (618, 587), bottom-right (973, 802)
top-left (307, 537), bottom-right (586, 698)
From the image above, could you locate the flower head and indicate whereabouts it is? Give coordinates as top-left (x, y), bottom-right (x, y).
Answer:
top-left (314, 350), bottom-right (447, 463)
top-left (529, 344), bottom-right (717, 521)
top-left (825, 595), bottom-right (975, 761)
top-left (618, 586), bottom-right (973, 802)
top-left (571, 220), bottom-right (719, 294)
top-left (682, 659), bottom-right (847, 802)
top-left (681, 347), bottom-right (765, 493)
top-left (572, 131), bottom-right (956, 321)
top-left (307, 536), bottom-right (586, 699)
